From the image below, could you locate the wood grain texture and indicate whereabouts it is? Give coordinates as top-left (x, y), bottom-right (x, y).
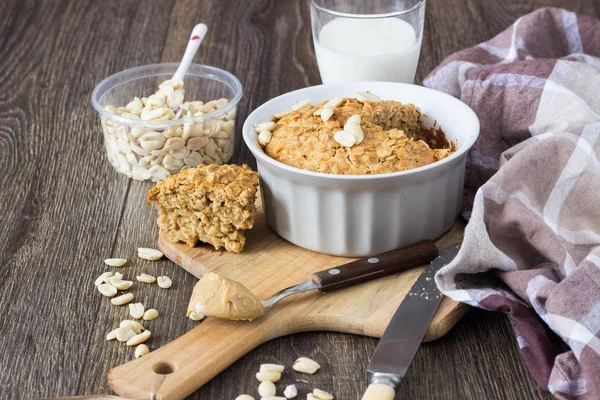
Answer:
top-left (107, 215), bottom-right (463, 399)
top-left (1, 0), bottom-right (597, 399)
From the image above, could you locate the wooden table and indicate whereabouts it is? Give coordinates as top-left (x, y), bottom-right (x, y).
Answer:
top-left (1, 0), bottom-right (597, 399)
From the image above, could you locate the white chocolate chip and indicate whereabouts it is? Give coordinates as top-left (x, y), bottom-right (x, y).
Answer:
top-left (104, 258), bottom-right (127, 267)
top-left (355, 91), bottom-right (381, 103)
top-left (312, 389), bottom-right (333, 400)
top-left (129, 303), bottom-right (145, 319)
top-left (136, 273), bottom-right (156, 283)
top-left (126, 330), bottom-right (151, 346)
top-left (137, 248), bottom-right (163, 261)
top-left (257, 130), bottom-right (272, 146)
top-left (116, 326), bottom-right (137, 342)
top-left (255, 371), bottom-right (281, 382)
top-left (320, 106), bottom-right (334, 122)
top-left (120, 320), bottom-right (145, 333)
top-left (291, 99), bottom-right (311, 111)
top-left (97, 283), bottom-right (117, 297)
top-left (253, 121), bottom-right (275, 132)
top-left (157, 276), bottom-right (172, 289)
top-left (135, 344), bottom-right (150, 358)
top-left (258, 381), bottom-right (276, 397)
top-left (260, 364), bottom-right (285, 373)
top-left (143, 308), bottom-right (159, 321)
top-left (95, 272), bottom-right (114, 286)
top-left (111, 293), bottom-right (134, 306)
top-left (333, 130), bottom-right (356, 147)
top-left (283, 385), bottom-right (297, 399)
top-left (292, 357), bottom-right (321, 374)
top-left (106, 328), bottom-right (119, 341)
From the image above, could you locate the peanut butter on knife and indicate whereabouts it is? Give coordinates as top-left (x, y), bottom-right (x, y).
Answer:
top-left (187, 272), bottom-right (265, 321)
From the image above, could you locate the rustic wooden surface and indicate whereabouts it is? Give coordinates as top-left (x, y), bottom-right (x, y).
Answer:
top-left (1, 0), bottom-right (597, 399)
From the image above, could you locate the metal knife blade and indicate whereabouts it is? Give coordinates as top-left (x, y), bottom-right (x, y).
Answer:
top-left (365, 243), bottom-right (462, 390)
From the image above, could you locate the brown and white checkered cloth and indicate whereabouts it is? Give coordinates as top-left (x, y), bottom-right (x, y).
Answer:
top-left (425, 7), bottom-right (600, 400)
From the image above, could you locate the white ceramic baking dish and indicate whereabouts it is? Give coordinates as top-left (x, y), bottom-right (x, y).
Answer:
top-left (243, 82), bottom-right (479, 257)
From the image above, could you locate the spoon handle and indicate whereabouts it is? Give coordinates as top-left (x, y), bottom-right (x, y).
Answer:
top-left (311, 241), bottom-right (438, 292)
top-left (172, 23), bottom-right (208, 82)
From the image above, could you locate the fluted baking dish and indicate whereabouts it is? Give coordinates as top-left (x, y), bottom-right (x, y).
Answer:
top-left (243, 82), bottom-right (479, 257)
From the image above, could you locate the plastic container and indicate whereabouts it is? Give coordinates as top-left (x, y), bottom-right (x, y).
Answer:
top-left (92, 63), bottom-right (243, 181)
top-left (243, 81), bottom-right (479, 257)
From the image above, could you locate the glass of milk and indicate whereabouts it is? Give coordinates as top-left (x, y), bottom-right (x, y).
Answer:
top-left (310, 0), bottom-right (426, 84)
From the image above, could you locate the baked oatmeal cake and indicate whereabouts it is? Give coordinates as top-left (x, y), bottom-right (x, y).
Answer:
top-left (147, 164), bottom-right (259, 253)
top-left (262, 98), bottom-right (454, 175)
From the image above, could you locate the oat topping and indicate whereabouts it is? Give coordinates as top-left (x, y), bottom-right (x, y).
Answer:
top-left (262, 98), bottom-right (454, 175)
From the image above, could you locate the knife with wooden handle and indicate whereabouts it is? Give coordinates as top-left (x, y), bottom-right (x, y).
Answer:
top-left (361, 243), bottom-right (462, 400)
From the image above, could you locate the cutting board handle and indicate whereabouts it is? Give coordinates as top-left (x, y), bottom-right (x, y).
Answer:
top-left (311, 240), bottom-right (438, 292)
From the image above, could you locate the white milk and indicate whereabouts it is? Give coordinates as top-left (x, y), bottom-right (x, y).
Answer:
top-left (314, 17), bottom-right (422, 84)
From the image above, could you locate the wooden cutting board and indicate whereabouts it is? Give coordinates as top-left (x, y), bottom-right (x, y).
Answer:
top-left (108, 204), bottom-right (467, 400)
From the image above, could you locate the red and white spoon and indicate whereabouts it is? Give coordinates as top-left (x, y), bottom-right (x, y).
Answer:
top-left (172, 23), bottom-right (208, 82)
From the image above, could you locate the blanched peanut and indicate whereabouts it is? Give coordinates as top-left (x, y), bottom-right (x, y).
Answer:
top-left (111, 293), bottom-right (134, 306)
top-left (260, 363), bottom-right (285, 373)
top-left (283, 385), bottom-right (297, 399)
top-left (129, 303), bottom-right (145, 319)
top-left (312, 389), bottom-right (333, 400)
top-left (120, 320), bottom-right (144, 333)
top-left (135, 344), bottom-right (150, 358)
top-left (136, 273), bottom-right (156, 283)
top-left (97, 283), bottom-right (117, 297)
top-left (143, 309), bottom-right (159, 321)
top-left (292, 357), bottom-right (320, 374)
top-left (126, 330), bottom-right (151, 346)
top-left (157, 276), bottom-right (172, 289)
top-left (104, 258), bottom-right (127, 267)
top-left (258, 381), bottom-right (276, 397)
top-left (255, 371), bottom-right (281, 382)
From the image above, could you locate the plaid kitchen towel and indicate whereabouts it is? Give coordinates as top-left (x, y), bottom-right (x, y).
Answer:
top-left (426, 8), bottom-right (600, 400)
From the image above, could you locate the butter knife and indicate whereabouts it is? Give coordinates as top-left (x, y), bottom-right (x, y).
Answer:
top-left (361, 242), bottom-right (461, 400)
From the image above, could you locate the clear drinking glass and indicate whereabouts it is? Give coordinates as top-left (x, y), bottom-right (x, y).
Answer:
top-left (310, 0), bottom-right (426, 84)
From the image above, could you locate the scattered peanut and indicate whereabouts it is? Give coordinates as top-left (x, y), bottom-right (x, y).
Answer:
top-left (253, 121), bottom-right (275, 132)
top-left (307, 395), bottom-right (317, 400)
top-left (343, 114), bottom-right (363, 144)
top-left (291, 99), bottom-right (311, 111)
top-left (320, 106), bottom-right (334, 122)
top-left (258, 381), bottom-right (276, 397)
top-left (257, 130), bottom-right (272, 146)
top-left (333, 130), bottom-right (356, 147)
top-left (104, 258), bottom-right (127, 267)
top-left (129, 303), bottom-right (145, 319)
top-left (126, 330), bottom-right (151, 346)
top-left (157, 276), bottom-right (172, 289)
top-left (111, 279), bottom-right (134, 291)
top-left (283, 384), bottom-right (297, 399)
top-left (116, 326), bottom-right (137, 342)
top-left (261, 397), bottom-right (286, 400)
top-left (106, 328), bottom-right (119, 341)
top-left (292, 357), bottom-right (321, 374)
top-left (97, 283), bottom-right (117, 297)
top-left (256, 371), bottom-right (281, 383)
top-left (95, 272), bottom-right (114, 286)
top-left (120, 320), bottom-right (144, 334)
top-left (135, 344), bottom-right (150, 358)
top-left (234, 396), bottom-right (255, 400)
top-left (260, 364), bottom-right (285, 373)
top-left (143, 309), bottom-right (159, 321)
top-left (137, 248), bottom-right (163, 261)
top-left (111, 293), bottom-right (134, 306)
top-left (355, 92), bottom-right (381, 103)
top-left (189, 311), bottom-right (205, 321)
top-left (136, 273), bottom-right (156, 283)
top-left (312, 389), bottom-right (333, 400)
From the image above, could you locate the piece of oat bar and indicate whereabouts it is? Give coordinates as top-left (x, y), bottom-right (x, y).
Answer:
top-left (147, 164), bottom-right (259, 253)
